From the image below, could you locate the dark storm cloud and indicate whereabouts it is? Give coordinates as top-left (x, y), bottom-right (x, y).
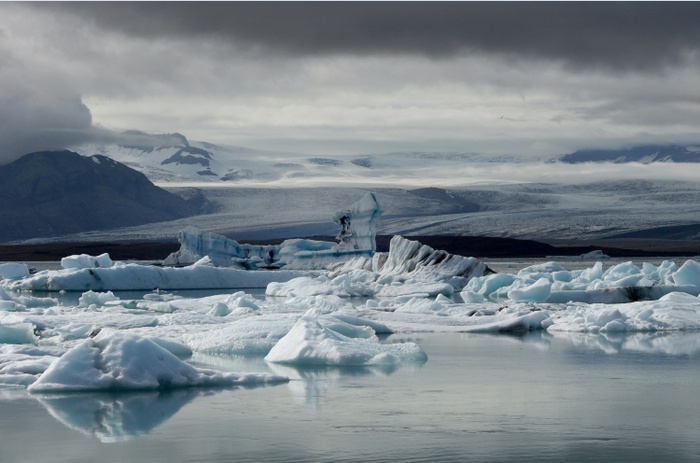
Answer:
top-left (0, 91), bottom-right (94, 164)
top-left (50, 2), bottom-right (700, 71)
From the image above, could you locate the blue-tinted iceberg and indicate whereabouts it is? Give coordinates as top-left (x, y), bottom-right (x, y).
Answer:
top-left (267, 235), bottom-right (491, 298)
top-left (462, 259), bottom-right (700, 304)
top-left (164, 192), bottom-right (384, 270)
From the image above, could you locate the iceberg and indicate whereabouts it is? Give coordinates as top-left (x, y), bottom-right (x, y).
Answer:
top-left (264, 309), bottom-right (427, 366)
top-left (267, 235), bottom-right (492, 298)
top-left (164, 192), bottom-right (383, 270)
top-left (332, 191), bottom-right (383, 253)
top-left (4, 257), bottom-right (307, 292)
top-left (462, 259), bottom-right (700, 304)
top-left (28, 329), bottom-right (288, 392)
top-left (163, 226), bottom-right (282, 268)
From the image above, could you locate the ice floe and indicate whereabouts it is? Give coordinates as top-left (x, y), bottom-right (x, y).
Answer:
top-left (27, 329), bottom-right (288, 392)
top-left (3, 226), bottom-right (700, 396)
top-left (265, 309), bottom-right (427, 366)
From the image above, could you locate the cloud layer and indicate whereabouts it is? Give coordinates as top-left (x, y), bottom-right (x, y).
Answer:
top-left (2, 3), bottom-right (700, 165)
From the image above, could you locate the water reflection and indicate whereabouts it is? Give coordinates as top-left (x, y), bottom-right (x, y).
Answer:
top-left (268, 363), bottom-right (401, 408)
top-left (551, 330), bottom-right (700, 356)
top-left (33, 389), bottom-right (214, 442)
top-left (462, 330), bottom-right (554, 350)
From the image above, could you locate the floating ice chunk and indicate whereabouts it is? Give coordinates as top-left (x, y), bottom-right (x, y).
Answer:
top-left (5, 262), bottom-right (306, 292)
top-left (28, 329), bottom-right (288, 392)
top-left (0, 345), bottom-right (63, 386)
top-left (507, 278), bottom-right (552, 303)
top-left (393, 296), bottom-right (449, 314)
top-left (164, 226), bottom-right (279, 268)
top-left (519, 262), bottom-right (568, 274)
top-left (264, 309), bottom-right (427, 366)
top-left (463, 259), bottom-right (700, 304)
top-left (580, 250), bottom-right (610, 259)
top-left (465, 311), bottom-right (552, 334)
top-left (183, 315), bottom-right (298, 356)
top-left (61, 253), bottom-right (112, 270)
top-left (208, 302), bottom-right (231, 317)
top-left (333, 191), bottom-right (384, 253)
top-left (0, 323), bottom-right (37, 344)
top-left (207, 291), bottom-right (260, 317)
top-left (165, 193), bottom-right (383, 270)
top-left (672, 260), bottom-right (700, 286)
top-left (0, 263), bottom-right (30, 280)
top-left (268, 236), bottom-right (490, 298)
top-left (78, 291), bottom-right (119, 308)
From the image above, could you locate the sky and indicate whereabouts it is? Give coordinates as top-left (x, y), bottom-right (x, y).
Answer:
top-left (2, 2), bottom-right (700, 164)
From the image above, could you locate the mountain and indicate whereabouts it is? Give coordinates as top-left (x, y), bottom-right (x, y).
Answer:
top-left (0, 150), bottom-right (202, 243)
top-left (71, 133), bottom-right (534, 185)
top-left (560, 145), bottom-right (700, 164)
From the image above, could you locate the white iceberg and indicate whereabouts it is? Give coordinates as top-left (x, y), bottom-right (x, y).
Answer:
top-left (0, 262), bottom-right (30, 280)
top-left (61, 253), bottom-right (113, 269)
top-left (267, 235), bottom-right (491, 298)
top-left (264, 309), bottom-right (427, 366)
top-left (4, 257), bottom-right (307, 292)
top-left (28, 329), bottom-right (288, 392)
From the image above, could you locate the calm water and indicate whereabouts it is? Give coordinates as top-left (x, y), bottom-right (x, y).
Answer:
top-left (1, 332), bottom-right (699, 463)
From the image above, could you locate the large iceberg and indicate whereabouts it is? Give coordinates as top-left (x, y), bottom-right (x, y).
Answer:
top-left (28, 329), bottom-right (288, 392)
top-left (164, 192), bottom-right (384, 270)
top-left (4, 257), bottom-right (307, 292)
top-left (266, 235), bottom-right (492, 298)
top-left (265, 309), bottom-right (427, 366)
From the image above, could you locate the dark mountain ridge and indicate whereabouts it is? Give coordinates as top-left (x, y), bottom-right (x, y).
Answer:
top-left (0, 150), bottom-right (201, 243)
top-left (560, 144), bottom-right (700, 164)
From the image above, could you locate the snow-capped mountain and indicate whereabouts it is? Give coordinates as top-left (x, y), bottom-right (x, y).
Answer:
top-left (71, 132), bottom-right (534, 186)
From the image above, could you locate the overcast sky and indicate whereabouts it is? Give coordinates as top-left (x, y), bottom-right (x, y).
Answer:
top-left (2, 2), bottom-right (700, 164)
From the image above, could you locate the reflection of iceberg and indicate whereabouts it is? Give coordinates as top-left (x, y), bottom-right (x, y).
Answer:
top-left (268, 362), bottom-right (399, 409)
top-left (34, 389), bottom-right (207, 442)
top-left (552, 331), bottom-right (700, 356)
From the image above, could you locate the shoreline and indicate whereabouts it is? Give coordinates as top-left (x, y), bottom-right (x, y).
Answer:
top-left (1, 235), bottom-right (699, 262)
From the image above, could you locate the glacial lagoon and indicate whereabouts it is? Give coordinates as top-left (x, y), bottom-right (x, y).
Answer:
top-left (1, 331), bottom-right (699, 463)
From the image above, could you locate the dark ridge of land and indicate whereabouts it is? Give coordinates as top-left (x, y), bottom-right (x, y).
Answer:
top-left (0, 242), bottom-right (181, 262)
top-left (2, 235), bottom-right (700, 263)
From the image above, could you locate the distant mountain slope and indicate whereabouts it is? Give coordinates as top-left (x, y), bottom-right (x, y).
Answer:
top-left (72, 132), bottom-right (534, 185)
top-left (0, 150), bottom-right (201, 242)
top-left (560, 145), bottom-right (700, 164)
